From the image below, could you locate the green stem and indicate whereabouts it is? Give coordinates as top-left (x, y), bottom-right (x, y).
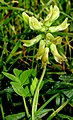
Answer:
top-left (47, 99), bottom-right (69, 120)
top-left (32, 67), bottom-right (46, 120)
top-left (0, 6), bottom-right (25, 11)
top-left (0, 104), bottom-right (5, 119)
top-left (37, 93), bottom-right (59, 113)
top-left (23, 97), bottom-right (30, 118)
top-left (32, 46), bottom-right (36, 68)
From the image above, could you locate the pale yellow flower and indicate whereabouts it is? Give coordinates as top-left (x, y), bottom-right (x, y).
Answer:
top-left (50, 43), bottom-right (66, 64)
top-left (49, 18), bottom-right (69, 32)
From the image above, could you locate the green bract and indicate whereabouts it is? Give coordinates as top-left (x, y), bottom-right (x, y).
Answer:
top-left (49, 18), bottom-right (69, 32)
top-left (29, 16), bottom-right (42, 30)
top-left (21, 35), bottom-right (42, 47)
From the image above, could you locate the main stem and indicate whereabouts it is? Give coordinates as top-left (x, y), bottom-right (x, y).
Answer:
top-left (32, 67), bottom-right (46, 120)
top-left (23, 97), bottom-right (30, 118)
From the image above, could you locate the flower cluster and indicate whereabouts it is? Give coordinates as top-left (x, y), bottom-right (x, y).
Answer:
top-left (21, 5), bottom-right (69, 68)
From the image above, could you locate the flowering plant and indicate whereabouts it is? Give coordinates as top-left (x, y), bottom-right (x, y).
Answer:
top-left (22, 5), bottom-right (69, 68)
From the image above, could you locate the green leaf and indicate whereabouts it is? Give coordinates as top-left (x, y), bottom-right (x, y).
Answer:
top-left (5, 112), bottom-right (25, 120)
top-left (58, 113), bottom-right (73, 120)
top-left (24, 86), bottom-right (31, 97)
top-left (63, 89), bottom-right (73, 98)
top-left (37, 93), bottom-right (58, 114)
top-left (20, 69), bottom-right (36, 86)
top-left (11, 82), bottom-right (30, 97)
top-left (11, 82), bottom-right (26, 97)
top-left (2, 72), bottom-right (19, 82)
top-left (31, 69), bottom-right (37, 77)
top-left (35, 109), bottom-right (54, 119)
top-left (47, 99), bottom-right (69, 120)
top-left (13, 68), bottom-right (22, 77)
top-left (30, 77), bottom-right (38, 95)
top-left (59, 75), bottom-right (73, 81)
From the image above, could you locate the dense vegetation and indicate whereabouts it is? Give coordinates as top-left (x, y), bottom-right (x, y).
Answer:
top-left (0, 0), bottom-right (73, 120)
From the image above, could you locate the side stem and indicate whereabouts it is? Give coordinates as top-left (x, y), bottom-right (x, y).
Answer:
top-left (23, 97), bottom-right (30, 118)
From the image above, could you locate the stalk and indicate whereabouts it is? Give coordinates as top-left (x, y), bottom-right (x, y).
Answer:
top-left (23, 97), bottom-right (30, 118)
top-left (47, 99), bottom-right (69, 120)
top-left (32, 67), bottom-right (46, 120)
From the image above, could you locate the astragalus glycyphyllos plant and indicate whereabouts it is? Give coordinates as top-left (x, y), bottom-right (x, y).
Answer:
top-left (2, 5), bottom-right (70, 120)
top-left (22, 5), bottom-right (69, 68)
top-left (21, 5), bottom-right (69, 120)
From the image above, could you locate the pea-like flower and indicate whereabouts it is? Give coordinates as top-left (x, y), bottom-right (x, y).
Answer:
top-left (50, 43), bottom-right (66, 64)
top-left (49, 18), bottom-right (69, 32)
top-left (29, 16), bottom-right (42, 30)
top-left (44, 5), bottom-right (60, 27)
top-left (21, 34), bottom-right (42, 47)
top-left (36, 40), bottom-right (45, 60)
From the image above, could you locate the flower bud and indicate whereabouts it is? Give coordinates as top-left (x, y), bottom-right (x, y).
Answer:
top-left (42, 47), bottom-right (50, 68)
top-left (29, 16), bottom-right (42, 30)
top-left (36, 40), bottom-right (45, 60)
top-left (21, 34), bottom-right (42, 47)
top-left (45, 33), bottom-right (62, 46)
top-left (50, 43), bottom-right (66, 64)
top-left (22, 12), bottom-right (29, 24)
top-left (53, 36), bottom-right (62, 45)
top-left (49, 18), bottom-right (69, 32)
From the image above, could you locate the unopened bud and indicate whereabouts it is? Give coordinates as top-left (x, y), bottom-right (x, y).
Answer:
top-left (42, 47), bottom-right (50, 68)
top-left (22, 12), bottom-right (29, 24)
top-left (36, 40), bottom-right (45, 60)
